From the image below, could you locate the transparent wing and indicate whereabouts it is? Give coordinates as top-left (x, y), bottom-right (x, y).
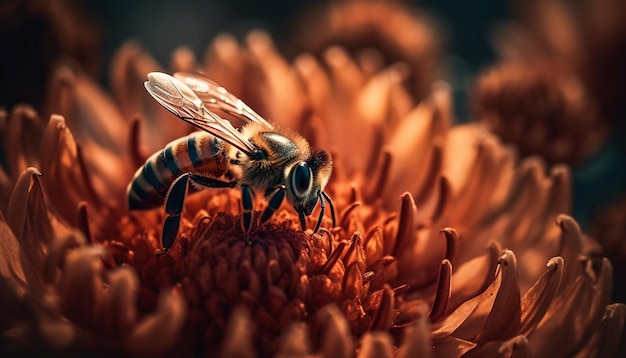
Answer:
top-left (173, 72), bottom-right (274, 129)
top-left (144, 72), bottom-right (258, 157)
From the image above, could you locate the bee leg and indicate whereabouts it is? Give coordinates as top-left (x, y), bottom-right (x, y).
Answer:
top-left (310, 191), bottom-right (336, 234)
top-left (240, 184), bottom-right (255, 238)
top-left (297, 209), bottom-right (307, 231)
top-left (260, 185), bottom-right (286, 224)
top-left (313, 191), bottom-right (326, 233)
top-left (160, 173), bottom-right (237, 256)
top-left (321, 191), bottom-right (336, 227)
top-left (159, 173), bottom-right (190, 256)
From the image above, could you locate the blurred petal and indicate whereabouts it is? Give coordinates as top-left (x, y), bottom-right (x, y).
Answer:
top-left (576, 303), bottom-right (626, 357)
top-left (358, 331), bottom-right (393, 358)
top-left (397, 306), bottom-right (433, 358)
top-left (276, 323), bottom-right (311, 357)
top-left (60, 246), bottom-right (106, 328)
top-left (99, 267), bottom-right (139, 337)
top-left (318, 304), bottom-right (352, 358)
top-left (529, 258), bottom-right (613, 356)
top-left (125, 288), bottom-right (187, 356)
top-left (6, 168), bottom-right (50, 291)
top-left (519, 256), bottom-right (563, 336)
top-left (220, 307), bottom-right (255, 358)
top-left (463, 335), bottom-right (530, 358)
top-left (0, 212), bottom-right (25, 292)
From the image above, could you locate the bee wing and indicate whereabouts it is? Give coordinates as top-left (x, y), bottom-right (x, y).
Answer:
top-left (173, 72), bottom-right (274, 129)
top-left (144, 72), bottom-right (258, 157)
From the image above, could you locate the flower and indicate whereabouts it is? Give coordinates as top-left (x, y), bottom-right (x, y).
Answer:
top-left (289, 0), bottom-right (442, 100)
top-left (1, 6), bottom-right (625, 358)
top-left (471, 0), bottom-right (626, 306)
top-left (471, 62), bottom-right (605, 166)
top-left (469, 0), bottom-right (626, 168)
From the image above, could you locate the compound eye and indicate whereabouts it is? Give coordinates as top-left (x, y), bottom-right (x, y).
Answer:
top-left (292, 162), bottom-right (312, 196)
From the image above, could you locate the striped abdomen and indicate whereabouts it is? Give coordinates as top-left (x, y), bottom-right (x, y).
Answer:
top-left (127, 132), bottom-right (230, 210)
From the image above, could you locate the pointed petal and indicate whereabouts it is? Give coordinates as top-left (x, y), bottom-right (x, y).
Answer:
top-left (397, 305), bottom-right (433, 358)
top-left (42, 230), bottom-right (85, 286)
top-left (429, 259), bottom-right (452, 323)
top-left (393, 193), bottom-right (416, 259)
top-left (59, 246), bottom-right (106, 328)
top-left (447, 242), bottom-right (500, 311)
top-left (555, 215), bottom-right (583, 290)
top-left (0, 212), bottom-right (26, 291)
top-left (109, 40), bottom-right (161, 120)
top-left (245, 30), bottom-right (306, 130)
top-left (3, 106), bottom-right (44, 180)
top-left (529, 258), bottom-right (613, 356)
top-left (276, 323), bottom-right (311, 357)
top-left (318, 304), bottom-right (352, 358)
top-left (369, 285), bottom-right (395, 332)
top-left (170, 46), bottom-right (198, 72)
top-left (519, 256), bottom-right (563, 336)
top-left (358, 332), bottom-right (394, 358)
top-left (125, 288), bottom-right (187, 356)
top-left (203, 33), bottom-right (246, 93)
top-left (476, 250), bottom-right (521, 344)
top-left (364, 149), bottom-right (392, 203)
top-left (432, 336), bottom-right (475, 357)
top-left (463, 335), bottom-right (530, 358)
top-left (45, 63), bottom-right (127, 152)
top-left (576, 303), bottom-right (626, 357)
top-left (6, 168), bottom-right (51, 291)
top-left (220, 307), bottom-right (256, 358)
top-left (98, 267), bottom-right (139, 337)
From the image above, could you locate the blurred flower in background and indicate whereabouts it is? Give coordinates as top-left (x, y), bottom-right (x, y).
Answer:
top-left (1, 0), bottom-right (625, 356)
top-left (470, 0), bottom-right (626, 303)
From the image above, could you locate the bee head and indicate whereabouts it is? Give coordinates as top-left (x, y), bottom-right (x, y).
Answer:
top-left (285, 149), bottom-right (333, 218)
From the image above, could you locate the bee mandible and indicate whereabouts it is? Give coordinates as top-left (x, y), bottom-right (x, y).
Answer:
top-left (127, 72), bottom-right (335, 255)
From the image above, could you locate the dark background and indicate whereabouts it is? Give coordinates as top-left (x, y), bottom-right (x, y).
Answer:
top-left (82, 0), bottom-right (508, 84)
top-left (2, 0), bottom-right (625, 232)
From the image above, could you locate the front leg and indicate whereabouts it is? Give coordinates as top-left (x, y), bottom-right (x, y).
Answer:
top-left (260, 185), bottom-right (286, 224)
top-left (240, 185), bottom-right (285, 239)
top-left (159, 173), bottom-right (237, 256)
top-left (240, 184), bottom-right (255, 235)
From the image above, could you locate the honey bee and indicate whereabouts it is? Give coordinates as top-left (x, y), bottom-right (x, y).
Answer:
top-left (127, 72), bottom-right (335, 254)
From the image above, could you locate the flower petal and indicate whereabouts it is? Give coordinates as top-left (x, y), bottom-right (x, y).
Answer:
top-left (519, 256), bottom-right (563, 336)
top-left (125, 288), bottom-right (187, 356)
top-left (576, 303), bottom-right (626, 357)
top-left (2, 106), bottom-right (44, 183)
top-left (358, 331), bottom-right (394, 358)
top-left (463, 335), bottom-right (530, 358)
top-left (0, 212), bottom-right (26, 293)
top-left (397, 304), bottom-right (433, 358)
top-left (475, 250), bottom-right (521, 344)
top-left (39, 115), bottom-right (119, 225)
top-left (45, 63), bottom-right (127, 153)
top-left (98, 267), bottom-right (139, 337)
top-left (429, 259), bottom-right (452, 324)
top-left (7, 167), bottom-right (51, 291)
top-left (276, 323), bottom-right (311, 357)
top-left (170, 46), bottom-right (198, 72)
top-left (59, 246), bottom-right (106, 328)
top-left (529, 258), bottom-right (613, 356)
top-left (219, 307), bottom-right (256, 358)
top-left (368, 285), bottom-right (395, 332)
top-left (318, 304), bottom-right (352, 358)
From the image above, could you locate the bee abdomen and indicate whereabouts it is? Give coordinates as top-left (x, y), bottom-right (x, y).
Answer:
top-left (127, 132), bottom-right (229, 210)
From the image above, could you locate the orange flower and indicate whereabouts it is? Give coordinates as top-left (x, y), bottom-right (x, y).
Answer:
top-left (0, 19), bottom-right (624, 358)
